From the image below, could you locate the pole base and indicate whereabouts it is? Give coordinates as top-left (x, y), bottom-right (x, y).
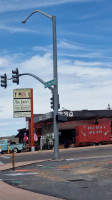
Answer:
top-left (31, 146), bottom-right (35, 151)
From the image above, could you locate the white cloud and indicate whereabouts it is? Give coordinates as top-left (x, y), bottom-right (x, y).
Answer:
top-left (0, 57), bottom-right (10, 67)
top-left (0, 122), bottom-right (19, 126)
top-left (0, 48), bottom-right (112, 135)
top-left (59, 84), bottom-right (112, 111)
top-left (57, 40), bottom-right (109, 60)
top-left (0, 24), bottom-right (35, 33)
top-left (0, 0), bottom-right (101, 13)
top-left (77, 12), bottom-right (100, 20)
top-left (58, 41), bottom-right (84, 50)
top-left (20, 53), bottom-right (53, 79)
top-left (33, 45), bottom-right (52, 53)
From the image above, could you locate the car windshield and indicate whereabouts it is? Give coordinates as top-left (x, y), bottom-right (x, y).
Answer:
top-left (0, 140), bottom-right (5, 144)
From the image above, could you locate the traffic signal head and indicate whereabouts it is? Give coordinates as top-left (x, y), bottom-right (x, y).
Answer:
top-left (50, 95), bottom-right (54, 110)
top-left (12, 68), bottom-right (19, 85)
top-left (1, 73), bottom-right (7, 88)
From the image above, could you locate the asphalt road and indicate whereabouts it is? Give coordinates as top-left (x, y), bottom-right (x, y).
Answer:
top-left (1, 153), bottom-right (112, 199)
top-left (1, 145), bottom-right (112, 200)
top-left (1, 144), bottom-right (112, 164)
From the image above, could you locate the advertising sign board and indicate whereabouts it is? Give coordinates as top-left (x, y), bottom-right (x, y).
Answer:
top-left (13, 88), bottom-right (31, 118)
top-left (75, 124), bottom-right (111, 145)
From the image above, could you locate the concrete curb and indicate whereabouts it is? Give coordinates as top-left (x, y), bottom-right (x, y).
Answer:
top-left (0, 159), bottom-right (50, 171)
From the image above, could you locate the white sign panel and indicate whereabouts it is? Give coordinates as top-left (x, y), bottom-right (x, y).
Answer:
top-left (14, 112), bottom-right (31, 118)
top-left (14, 99), bottom-right (31, 111)
top-left (13, 88), bottom-right (32, 118)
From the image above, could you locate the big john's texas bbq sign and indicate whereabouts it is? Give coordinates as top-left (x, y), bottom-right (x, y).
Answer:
top-left (13, 88), bottom-right (32, 118)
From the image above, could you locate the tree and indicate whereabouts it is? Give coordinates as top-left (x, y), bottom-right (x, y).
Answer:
top-left (107, 104), bottom-right (111, 110)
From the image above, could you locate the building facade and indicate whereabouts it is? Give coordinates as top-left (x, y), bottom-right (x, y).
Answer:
top-left (17, 109), bottom-right (112, 150)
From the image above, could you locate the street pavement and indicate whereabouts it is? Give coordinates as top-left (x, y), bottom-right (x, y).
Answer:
top-left (1, 146), bottom-right (112, 199)
top-left (0, 159), bottom-right (63, 200)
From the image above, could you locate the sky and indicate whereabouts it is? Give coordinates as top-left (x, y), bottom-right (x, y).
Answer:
top-left (0, 0), bottom-right (112, 137)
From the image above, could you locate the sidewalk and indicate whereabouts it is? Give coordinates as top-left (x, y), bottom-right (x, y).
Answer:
top-left (0, 181), bottom-right (62, 200)
top-left (0, 160), bottom-right (63, 200)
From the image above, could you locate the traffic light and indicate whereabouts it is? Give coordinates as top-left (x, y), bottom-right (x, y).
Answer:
top-left (50, 94), bottom-right (60, 110)
top-left (58, 94), bottom-right (60, 109)
top-left (12, 68), bottom-right (19, 85)
top-left (1, 73), bottom-right (7, 88)
top-left (50, 95), bottom-right (54, 109)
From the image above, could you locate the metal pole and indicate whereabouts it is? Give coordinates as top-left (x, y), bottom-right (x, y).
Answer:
top-left (12, 150), bottom-right (15, 170)
top-left (52, 16), bottom-right (59, 160)
top-left (31, 88), bottom-right (35, 151)
top-left (22, 11), bottom-right (59, 159)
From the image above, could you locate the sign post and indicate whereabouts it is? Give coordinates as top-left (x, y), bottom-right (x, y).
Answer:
top-left (30, 88), bottom-right (34, 151)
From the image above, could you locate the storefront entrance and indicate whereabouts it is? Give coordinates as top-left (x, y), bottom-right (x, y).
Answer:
top-left (59, 129), bottom-right (75, 148)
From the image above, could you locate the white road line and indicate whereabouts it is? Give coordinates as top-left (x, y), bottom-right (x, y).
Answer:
top-left (1, 156), bottom-right (10, 159)
top-left (66, 158), bottom-right (80, 161)
top-left (5, 172), bottom-right (38, 176)
top-left (65, 155), bottom-right (112, 161)
top-left (0, 161), bottom-right (3, 165)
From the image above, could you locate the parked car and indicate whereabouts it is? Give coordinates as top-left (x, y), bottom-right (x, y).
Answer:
top-left (0, 139), bottom-right (23, 153)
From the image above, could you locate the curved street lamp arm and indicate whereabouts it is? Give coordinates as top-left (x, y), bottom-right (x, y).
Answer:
top-left (22, 10), bottom-right (52, 23)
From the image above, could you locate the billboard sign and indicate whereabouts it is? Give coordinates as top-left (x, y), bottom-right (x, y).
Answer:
top-left (13, 88), bottom-right (32, 118)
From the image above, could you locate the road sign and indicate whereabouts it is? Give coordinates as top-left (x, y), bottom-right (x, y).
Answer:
top-left (56, 114), bottom-right (68, 122)
top-left (44, 79), bottom-right (56, 88)
top-left (13, 88), bottom-right (31, 118)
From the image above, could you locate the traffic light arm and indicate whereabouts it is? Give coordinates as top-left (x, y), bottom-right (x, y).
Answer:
top-left (2, 71), bottom-right (54, 93)
top-left (19, 73), bottom-right (54, 93)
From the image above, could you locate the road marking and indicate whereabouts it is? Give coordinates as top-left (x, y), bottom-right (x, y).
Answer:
top-left (65, 155), bottom-right (112, 161)
top-left (11, 181), bottom-right (23, 184)
top-left (0, 161), bottom-right (3, 165)
top-left (66, 158), bottom-right (80, 161)
top-left (0, 179), bottom-right (15, 181)
top-left (5, 172), bottom-right (38, 176)
top-left (1, 156), bottom-right (10, 159)
top-left (16, 169), bottom-right (38, 172)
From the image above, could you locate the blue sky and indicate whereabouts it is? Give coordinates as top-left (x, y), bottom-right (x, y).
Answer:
top-left (0, 0), bottom-right (112, 136)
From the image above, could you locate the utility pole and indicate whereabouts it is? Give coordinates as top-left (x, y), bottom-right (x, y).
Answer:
top-left (22, 10), bottom-right (59, 159)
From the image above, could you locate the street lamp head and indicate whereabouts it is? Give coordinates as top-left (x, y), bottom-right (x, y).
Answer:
top-left (21, 20), bottom-right (26, 24)
top-left (21, 10), bottom-right (52, 25)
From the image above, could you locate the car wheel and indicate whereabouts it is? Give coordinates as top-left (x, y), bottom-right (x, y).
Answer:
top-left (92, 142), bottom-right (96, 146)
top-left (13, 148), bottom-right (18, 153)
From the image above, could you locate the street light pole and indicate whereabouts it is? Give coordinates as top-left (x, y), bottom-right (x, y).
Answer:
top-left (22, 10), bottom-right (59, 160)
top-left (52, 16), bottom-right (59, 159)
